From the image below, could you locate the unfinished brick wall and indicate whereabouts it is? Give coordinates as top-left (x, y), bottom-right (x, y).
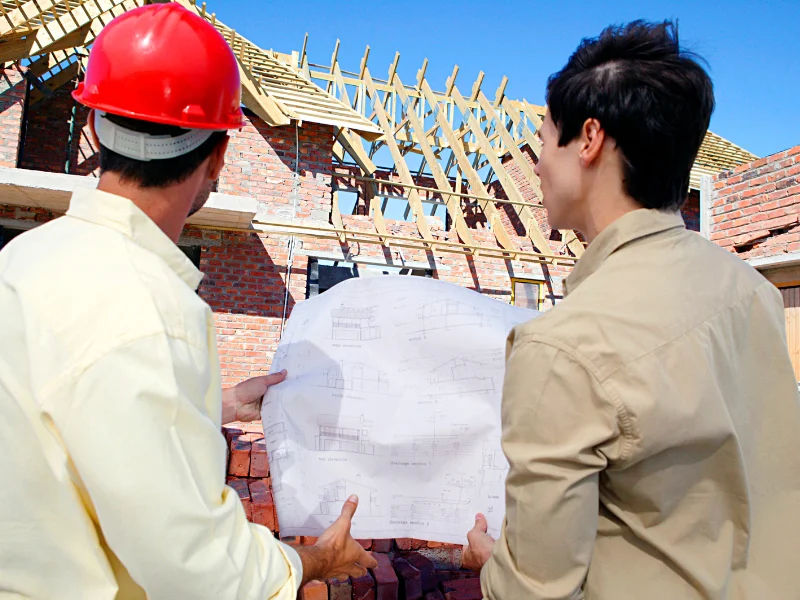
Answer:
top-left (0, 67), bottom-right (28, 168)
top-left (18, 83), bottom-right (98, 176)
top-left (220, 113), bottom-right (333, 220)
top-left (711, 144), bottom-right (800, 258)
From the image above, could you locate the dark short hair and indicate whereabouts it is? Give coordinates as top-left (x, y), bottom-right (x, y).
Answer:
top-left (545, 20), bottom-right (715, 211)
top-left (98, 113), bottom-right (228, 189)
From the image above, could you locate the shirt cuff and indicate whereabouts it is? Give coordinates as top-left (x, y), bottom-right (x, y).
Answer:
top-left (276, 539), bottom-right (303, 592)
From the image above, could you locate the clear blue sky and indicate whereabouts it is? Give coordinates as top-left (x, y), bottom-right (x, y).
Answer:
top-left (222, 0), bottom-right (799, 158)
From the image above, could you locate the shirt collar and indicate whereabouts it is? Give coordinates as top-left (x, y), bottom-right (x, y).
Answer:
top-left (66, 187), bottom-right (203, 290)
top-left (564, 209), bottom-right (686, 296)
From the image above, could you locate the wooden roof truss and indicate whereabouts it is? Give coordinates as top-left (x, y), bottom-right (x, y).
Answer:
top-left (305, 42), bottom-right (585, 262)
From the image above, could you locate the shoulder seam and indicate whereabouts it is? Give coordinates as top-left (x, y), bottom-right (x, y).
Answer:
top-left (511, 333), bottom-right (636, 463)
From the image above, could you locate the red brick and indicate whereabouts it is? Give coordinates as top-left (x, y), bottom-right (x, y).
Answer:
top-left (226, 478), bottom-right (252, 521)
top-left (299, 580), bottom-right (328, 600)
top-left (248, 479), bottom-right (276, 531)
top-left (370, 552), bottom-right (399, 600)
top-left (327, 576), bottom-right (352, 600)
top-left (396, 538), bottom-right (426, 551)
top-left (249, 437), bottom-right (269, 477)
top-left (442, 579), bottom-right (482, 594)
top-left (391, 557), bottom-right (422, 600)
top-left (372, 539), bottom-right (393, 553)
top-left (228, 436), bottom-right (252, 477)
top-left (402, 552), bottom-right (437, 592)
top-left (444, 591), bottom-right (482, 600)
top-left (352, 571), bottom-right (376, 600)
top-left (356, 539), bottom-right (373, 550)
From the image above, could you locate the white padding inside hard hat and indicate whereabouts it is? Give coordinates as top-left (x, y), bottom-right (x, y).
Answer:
top-left (94, 111), bottom-right (221, 161)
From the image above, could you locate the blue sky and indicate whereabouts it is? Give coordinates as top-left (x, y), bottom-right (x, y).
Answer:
top-left (222, 0), bottom-right (799, 158)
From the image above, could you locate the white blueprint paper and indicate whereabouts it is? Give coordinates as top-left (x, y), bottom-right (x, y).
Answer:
top-left (261, 275), bottom-right (538, 543)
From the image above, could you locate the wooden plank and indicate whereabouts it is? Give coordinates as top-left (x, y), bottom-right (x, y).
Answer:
top-left (20, 0), bottom-right (130, 59)
top-left (450, 85), bottom-right (552, 255)
top-left (335, 127), bottom-right (376, 175)
top-left (0, 28), bottom-right (34, 61)
top-left (418, 79), bottom-right (515, 252)
top-left (29, 58), bottom-right (80, 104)
top-left (392, 73), bottom-right (475, 247)
top-left (363, 67), bottom-right (432, 242)
top-left (0, 0), bottom-right (58, 37)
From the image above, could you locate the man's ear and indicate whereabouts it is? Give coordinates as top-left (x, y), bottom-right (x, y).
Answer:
top-left (207, 135), bottom-right (230, 181)
top-left (87, 109), bottom-right (100, 149)
top-left (579, 118), bottom-right (606, 167)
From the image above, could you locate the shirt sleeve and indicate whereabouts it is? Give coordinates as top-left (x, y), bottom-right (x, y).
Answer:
top-left (481, 333), bottom-right (625, 600)
top-left (41, 332), bottom-right (302, 600)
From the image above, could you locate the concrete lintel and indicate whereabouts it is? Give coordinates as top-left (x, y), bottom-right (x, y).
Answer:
top-left (295, 247), bottom-right (443, 272)
top-left (0, 168), bottom-right (257, 230)
top-left (749, 252), bottom-right (800, 270)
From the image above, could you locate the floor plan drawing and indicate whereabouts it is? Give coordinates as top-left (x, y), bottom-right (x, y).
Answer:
top-left (331, 305), bottom-right (381, 341)
top-left (315, 360), bottom-right (391, 394)
top-left (261, 275), bottom-right (538, 543)
top-left (315, 414), bottom-right (375, 455)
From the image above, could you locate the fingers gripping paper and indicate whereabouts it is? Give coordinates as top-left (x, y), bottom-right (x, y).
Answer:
top-left (261, 276), bottom-right (538, 544)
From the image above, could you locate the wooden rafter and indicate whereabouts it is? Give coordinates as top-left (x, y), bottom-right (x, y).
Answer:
top-left (392, 72), bottom-right (475, 247)
top-left (363, 66), bottom-right (433, 242)
top-left (449, 85), bottom-right (551, 255)
top-left (418, 78), bottom-right (515, 252)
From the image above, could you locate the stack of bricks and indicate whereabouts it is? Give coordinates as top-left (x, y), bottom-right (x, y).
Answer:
top-left (223, 419), bottom-right (477, 598)
top-left (224, 421), bottom-right (278, 532)
top-left (298, 550), bottom-right (482, 600)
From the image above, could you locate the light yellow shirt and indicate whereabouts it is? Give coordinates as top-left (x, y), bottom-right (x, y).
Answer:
top-left (481, 209), bottom-right (800, 599)
top-left (0, 188), bottom-right (302, 599)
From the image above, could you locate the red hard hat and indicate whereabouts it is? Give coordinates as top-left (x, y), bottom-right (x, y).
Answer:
top-left (73, 3), bottom-right (245, 130)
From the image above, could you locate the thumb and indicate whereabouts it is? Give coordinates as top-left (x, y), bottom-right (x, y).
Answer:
top-left (263, 370), bottom-right (288, 386)
top-left (472, 513), bottom-right (488, 533)
top-left (337, 494), bottom-right (359, 523)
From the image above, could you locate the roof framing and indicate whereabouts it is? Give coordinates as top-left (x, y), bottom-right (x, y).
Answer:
top-left (1, 1), bottom-right (757, 267)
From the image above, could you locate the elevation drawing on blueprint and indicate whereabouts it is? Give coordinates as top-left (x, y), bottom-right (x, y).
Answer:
top-left (261, 275), bottom-right (537, 543)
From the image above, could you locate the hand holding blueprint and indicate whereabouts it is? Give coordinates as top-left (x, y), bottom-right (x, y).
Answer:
top-left (262, 275), bottom-right (538, 543)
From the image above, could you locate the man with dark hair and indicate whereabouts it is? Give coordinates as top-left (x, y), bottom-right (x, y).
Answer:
top-left (0, 4), bottom-right (375, 598)
top-left (462, 20), bottom-right (800, 599)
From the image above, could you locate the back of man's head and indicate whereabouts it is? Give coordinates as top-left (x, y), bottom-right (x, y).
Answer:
top-left (97, 113), bottom-right (228, 189)
top-left (546, 20), bottom-right (715, 212)
top-left (74, 3), bottom-right (244, 190)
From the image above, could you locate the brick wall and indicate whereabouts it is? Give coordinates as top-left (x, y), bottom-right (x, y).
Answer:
top-left (18, 82), bottom-right (98, 176)
top-left (0, 67), bottom-right (28, 168)
top-left (220, 114), bottom-right (333, 220)
top-left (711, 145), bottom-right (800, 258)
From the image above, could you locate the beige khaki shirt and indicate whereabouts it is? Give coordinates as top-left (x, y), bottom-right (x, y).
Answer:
top-left (0, 188), bottom-right (301, 599)
top-left (481, 209), bottom-right (800, 599)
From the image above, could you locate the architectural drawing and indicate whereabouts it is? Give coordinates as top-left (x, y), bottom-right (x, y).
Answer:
top-left (261, 276), bottom-right (538, 543)
top-left (331, 305), bottom-right (381, 340)
top-left (418, 299), bottom-right (485, 331)
top-left (263, 422), bottom-right (290, 492)
top-left (391, 473), bottom-right (475, 523)
top-left (316, 360), bottom-right (390, 393)
top-left (427, 358), bottom-right (495, 396)
top-left (316, 476), bottom-right (382, 517)
top-left (391, 434), bottom-right (480, 460)
top-left (315, 414), bottom-right (375, 455)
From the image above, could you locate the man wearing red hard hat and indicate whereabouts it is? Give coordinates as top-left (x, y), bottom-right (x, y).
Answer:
top-left (0, 3), bottom-right (376, 598)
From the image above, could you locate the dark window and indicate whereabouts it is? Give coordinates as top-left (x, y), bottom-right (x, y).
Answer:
top-left (0, 226), bottom-right (27, 251)
top-left (178, 244), bottom-right (202, 269)
top-left (306, 257), bottom-right (432, 298)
